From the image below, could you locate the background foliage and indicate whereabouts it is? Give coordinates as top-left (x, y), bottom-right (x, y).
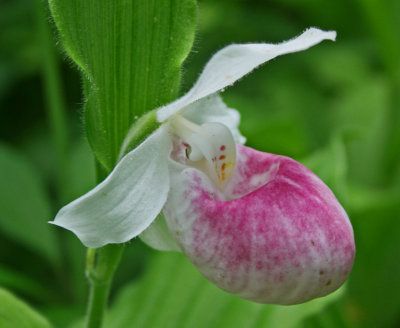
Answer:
top-left (0, 0), bottom-right (399, 327)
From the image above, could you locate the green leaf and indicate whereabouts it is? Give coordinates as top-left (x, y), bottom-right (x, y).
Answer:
top-left (97, 252), bottom-right (343, 328)
top-left (0, 287), bottom-right (52, 328)
top-left (301, 134), bottom-right (348, 205)
top-left (48, 0), bottom-right (197, 171)
top-left (0, 265), bottom-right (56, 302)
top-left (345, 204), bottom-right (400, 328)
top-left (298, 301), bottom-right (355, 328)
top-left (347, 184), bottom-right (399, 213)
top-left (0, 143), bottom-right (60, 264)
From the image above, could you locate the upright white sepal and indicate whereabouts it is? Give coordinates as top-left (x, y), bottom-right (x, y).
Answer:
top-left (51, 127), bottom-right (171, 248)
top-left (157, 28), bottom-right (336, 122)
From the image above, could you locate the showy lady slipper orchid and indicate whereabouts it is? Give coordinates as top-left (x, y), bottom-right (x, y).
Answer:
top-left (53, 28), bottom-right (355, 304)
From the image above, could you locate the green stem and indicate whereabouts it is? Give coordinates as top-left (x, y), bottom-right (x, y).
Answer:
top-left (85, 244), bottom-right (125, 328)
top-left (86, 280), bottom-right (111, 328)
top-left (84, 90), bottom-right (159, 327)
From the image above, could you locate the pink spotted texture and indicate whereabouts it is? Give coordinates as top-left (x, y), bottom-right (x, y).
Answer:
top-left (164, 145), bottom-right (355, 304)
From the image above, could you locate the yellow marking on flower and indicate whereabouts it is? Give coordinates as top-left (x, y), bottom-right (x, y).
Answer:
top-left (216, 160), bottom-right (234, 185)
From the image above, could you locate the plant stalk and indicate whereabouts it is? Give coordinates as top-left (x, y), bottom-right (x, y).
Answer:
top-left (83, 95), bottom-right (158, 328)
top-left (85, 244), bottom-right (124, 328)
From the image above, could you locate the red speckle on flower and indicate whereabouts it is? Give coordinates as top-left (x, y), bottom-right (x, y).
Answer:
top-left (220, 145), bottom-right (226, 151)
top-left (219, 155), bottom-right (226, 160)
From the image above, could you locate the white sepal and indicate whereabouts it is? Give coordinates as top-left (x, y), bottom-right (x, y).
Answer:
top-left (51, 127), bottom-right (171, 248)
top-left (157, 28), bottom-right (336, 122)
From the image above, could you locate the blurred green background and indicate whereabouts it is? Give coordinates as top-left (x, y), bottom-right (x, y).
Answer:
top-left (1, 0), bottom-right (399, 327)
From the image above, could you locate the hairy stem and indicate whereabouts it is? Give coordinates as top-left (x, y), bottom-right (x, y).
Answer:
top-left (85, 244), bottom-right (124, 328)
top-left (84, 100), bottom-right (158, 327)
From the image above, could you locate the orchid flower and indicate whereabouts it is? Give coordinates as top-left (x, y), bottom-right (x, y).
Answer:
top-left (53, 28), bottom-right (355, 304)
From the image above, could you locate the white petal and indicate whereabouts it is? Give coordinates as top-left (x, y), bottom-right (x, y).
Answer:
top-left (170, 116), bottom-right (237, 189)
top-left (51, 127), bottom-right (171, 248)
top-left (139, 213), bottom-right (181, 252)
top-left (157, 28), bottom-right (336, 122)
top-left (182, 95), bottom-right (246, 144)
top-left (189, 122), bottom-right (236, 189)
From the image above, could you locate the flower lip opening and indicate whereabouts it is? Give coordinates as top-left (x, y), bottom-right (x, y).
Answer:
top-left (224, 150), bottom-right (282, 201)
top-left (169, 115), bottom-right (236, 189)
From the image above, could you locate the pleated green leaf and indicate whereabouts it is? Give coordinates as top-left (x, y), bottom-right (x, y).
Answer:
top-left (48, 0), bottom-right (197, 171)
top-left (100, 252), bottom-right (344, 328)
top-left (0, 287), bottom-right (52, 328)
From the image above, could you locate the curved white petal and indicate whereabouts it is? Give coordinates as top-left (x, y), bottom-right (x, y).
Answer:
top-left (189, 122), bottom-right (236, 189)
top-left (52, 127), bottom-right (171, 248)
top-left (170, 116), bottom-right (236, 189)
top-left (183, 95), bottom-right (246, 144)
top-left (157, 28), bottom-right (336, 122)
top-left (139, 213), bottom-right (181, 252)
